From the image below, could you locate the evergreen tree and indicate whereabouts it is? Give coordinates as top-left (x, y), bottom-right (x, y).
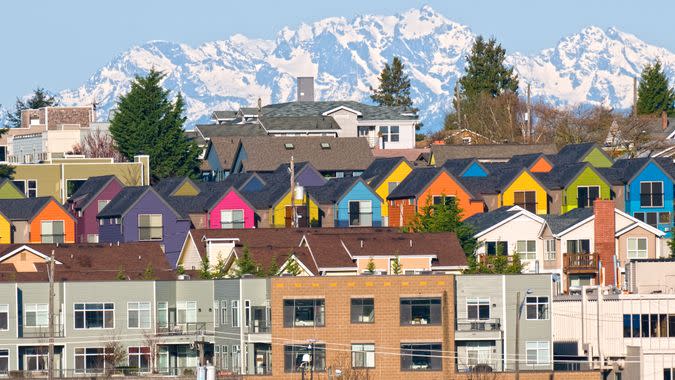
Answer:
top-left (176, 264), bottom-right (185, 275)
top-left (636, 60), bottom-right (675, 116)
top-left (406, 196), bottom-right (476, 256)
top-left (366, 257), bottom-right (376, 274)
top-left (370, 57), bottom-right (415, 109)
top-left (212, 257), bottom-right (227, 279)
top-left (6, 88), bottom-right (59, 129)
top-left (391, 256), bottom-right (402, 275)
top-left (199, 257), bottom-right (212, 280)
top-left (142, 264), bottom-right (156, 280)
top-left (284, 256), bottom-right (302, 276)
top-left (233, 246), bottom-right (260, 277)
top-left (109, 69), bottom-right (200, 182)
top-left (459, 36), bottom-right (519, 100)
top-left (267, 257), bottom-right (280, 277)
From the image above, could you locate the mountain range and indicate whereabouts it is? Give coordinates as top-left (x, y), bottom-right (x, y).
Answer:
top-left (4, 6), bottom-right (675, 132)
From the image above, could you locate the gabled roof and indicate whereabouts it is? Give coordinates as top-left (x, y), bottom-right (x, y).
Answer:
top-left (431, 143), bottom-right (557, 163)
top-left (306, 177), bottom-right (380, 204)
top-left (206, 137), bottom-right (243, 169)
top-left (507, 153), bottom-right (552, 169)
top-left (0, 179), bottom-right (25, 198)
top-left (261, 101), bottom-right (418, 121)
top-left (195, 123), bottom-right (267, 139)
top-left (212, 110), bottom-right (238, 121)
top-left (464, 206), bottom-right (545, 238)
top-left (533, 162), bottom-right (608, 190)
top-left (67, 175), bottom-right (119, 211)
top-left (542, 208), bottom-right (595, 235)
top-left (609, 157), bottom-right (675, 185)
top-left (236, 136), bottom-right (374, 172)
top-left (441, 158), bottom-right (487, 177)
top-left (361, 157), bottom-right (411, 189)
top-left (153, 177), bottom-right (199, 197)
top-left (98, 186), bottom-right (183, 219)
top-left (548, 142), bottom-right (612, 166)
top-left (456, 165), bottom-right (527, 195)
top-left (372, 148), bottom-right (430, 163)
top-left (0, 197), bottom-right (66, 221)
top-left (387, 167), bottom-right (440, 199)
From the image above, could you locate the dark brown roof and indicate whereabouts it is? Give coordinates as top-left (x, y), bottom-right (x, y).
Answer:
top-left (207, 137), bottom-right (241, 169)
top-left (431, 143), bottom-right (558, 163)
top-left (237, 137), bottom-right (374, 172)
top-left (372, 148), bottom-right (430, 162)
top-left (0, 243), bottom-right (174, 282)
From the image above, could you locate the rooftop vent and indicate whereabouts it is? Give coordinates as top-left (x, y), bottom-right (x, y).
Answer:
top-left (284, 143), bottom-right (294, 150)
top-left (320, 142), bottom-right (330, 149)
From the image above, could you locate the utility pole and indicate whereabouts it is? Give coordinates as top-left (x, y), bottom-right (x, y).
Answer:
top-left (526, 83), bottom-right (532, 142)
top-left (289, 156), bottom-right (296, 228)
top-left (47, 250), bottom-right (55, 380)
top-left (515, 291), bottom-right (521, 380)
top-left (597, 286), bottom-right (603, 370)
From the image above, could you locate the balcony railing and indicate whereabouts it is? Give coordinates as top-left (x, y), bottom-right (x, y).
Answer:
top-left (248, 320), bottom-right (270, 334)
top-left (563, 253), bottom-right (598, 273)
top-left (456, 318), bottom-right (501, 332)
top-left (156, 322), bottom-right (209, 336)
top-left (21, 324), bottom-right (65, 338)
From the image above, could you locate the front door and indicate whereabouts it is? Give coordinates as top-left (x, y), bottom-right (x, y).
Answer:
top-left (285, 206), bottom-right (308, 227)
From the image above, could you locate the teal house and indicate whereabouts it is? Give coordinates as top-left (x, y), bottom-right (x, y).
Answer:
top-left (306, 177), bottom-right (383, 228)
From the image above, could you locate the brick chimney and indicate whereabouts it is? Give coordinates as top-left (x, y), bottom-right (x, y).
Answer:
top-left (594, 199), bottom-right (616, 286)
top-left (662, 111), bottom-right (668, 131)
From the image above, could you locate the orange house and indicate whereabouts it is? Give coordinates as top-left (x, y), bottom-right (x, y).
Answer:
top-left (0, 197), bottom-right (76, 244)
top-left (387, 167), bottom-right (485, 227)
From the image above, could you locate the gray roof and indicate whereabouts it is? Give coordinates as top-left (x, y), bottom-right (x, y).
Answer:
top-left (237, 136), bottom-right (374, 172)
top-left (153, 177), bottom-right (196, 198)
top-left (464, 206), bottom-right (520, 234)
top-left (609, 157), bottom-right (675, 184)
top-left (441, 158), bottom-right (481, 176)
top-left (68, 175), bottom-right (118, 211)
top-left (388, 167), bottom-right (440, 199)
top-left (258, 116), bottom-right (340, 131)
top-left (361, 157), bottom-right (409, 189)
top-left (0, 197), bottom-right (55, 220)
top-left (195, 123), bottom-right (267, 138)
top-left (548, 143), bottom-right (604, 166)
top-left (212, 110), bottom-right (238, 120)
top-left (184, 130), bottom-right (207, 146)
top-left (306, 177), bottom-right (361, 204)
top-left (261, 101), bottom-right (418, 121)
top-left (98, 186), bottom-right (150, 218)
top-left (240, 170), bottom-right (294, 209)
top-left (507, 153), bottom-right (548, 168)
top-left (431, 143), bottom-right (557, 163)
top-left (543, 208), bottom-right (595, 234)
top-left (533, 163), bottom-right (596, 190)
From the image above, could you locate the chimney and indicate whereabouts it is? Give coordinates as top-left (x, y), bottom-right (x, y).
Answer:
top-left (594, 199), bottom-right (616, 286)
top-left (662, 111), bottom-right (668, 131)
top-left (297, 77), bottom-right (315, 102)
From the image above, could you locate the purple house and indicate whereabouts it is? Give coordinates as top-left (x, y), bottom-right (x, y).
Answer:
top-left (68, 175), bottom-right (123, 243)
top-left (263, 162), bottom-right (327, 187)
top-left (97, 186), bottom-right (191, 266)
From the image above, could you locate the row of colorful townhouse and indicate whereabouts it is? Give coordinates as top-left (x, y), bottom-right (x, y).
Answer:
top-left (0, 241), bottom-right (594, 379)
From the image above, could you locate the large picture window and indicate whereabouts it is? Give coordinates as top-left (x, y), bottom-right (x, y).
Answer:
top-left (284, 299), bottom-right (325, 327)
top-left (138, 214), bottom-right (163, 241)
top-left (348, 201), bottom-right (373, 227)
top-left (284, 344), bottom-right (326, 372)
top-left (220, 210), bottom-right (244, 229)
top-left (41, 220), bottom-right (65, 244)
top-left (400, 343), bottom-right (442, 371)
top-left (516, 240), bottom-right (536, 260)
top-left (640, 181), bottom-right (664, 207)
top-left (25, 304), bottom-right (48, 327)
top-left (514, 191), bottom-right (537, 213)
top-left (74, 303), bottom-right (114, 329)
top-left (566, 239), bottom-right (590, 254)
top-left (400, 298), bottom-right (441, 325)
top-left (75, 347), bottom-right (106, 373)
top-left (128, 302), bottom-right (151, 329)
top-left (577, 186), bottom-right (600, 208)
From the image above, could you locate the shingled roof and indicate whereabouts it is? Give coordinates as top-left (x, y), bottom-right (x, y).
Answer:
top-left (306, 177), bottom-right (378, 204)
top-left (0, 197), bottom-right (62, 221)
top-left (361, 157), bottom-right (410, 189)
top-left (195, 123), bottom-right (267, 139)
top-left (237, 136), bottom-right (373, 172)
top-left (431, 143), bottom-right (557, 163)
top-left (547, 142), bottom-right (612, 166)
top-left (441, 158), bottom-right (482, 177)
top-left (533, 162), bottom-right (608, 190)
top-left (258, 115), bottom-right (341, 131)
top-left (154, 177), bottom-right (198, 198)
top-left (261, 101), bottom-right (418, 121)
top-left (464, 206), bottom-right (523, 235)
top-left (543, 208), bottom-right (595, 235)
top-left (388, 167), bottom-right (440, 199)
top-left (68, 175), bottom-right (119, 211)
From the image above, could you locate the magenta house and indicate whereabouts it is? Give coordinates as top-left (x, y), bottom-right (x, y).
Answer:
top-left (67, 175), bottom-right (123, 243)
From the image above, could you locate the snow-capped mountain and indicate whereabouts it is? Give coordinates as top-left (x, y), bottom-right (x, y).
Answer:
top-left (57, 6), bottom-right (675, 131)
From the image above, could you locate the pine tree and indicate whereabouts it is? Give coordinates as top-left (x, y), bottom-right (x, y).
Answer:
top-left (199, 257), bottom-right (212, 280)
top-left (5, 88), bottom-right (59, 128)
top-left (109, 69), bottom-right (200, 182)
top-left (366, 257), bottom-right (376, 274)
top-left (636, 60), bottom-right (675, 116)
top-left (267, 257), bottom-right (280, 277)
top-left (176, 264), bottom-right (186, 275)
top-left (212, 257), bottom-right (227, 279)
top-left (233, 246), bottom-right (260, 278)
top-left (391, 256), bottom-right (402, 275)
top-left (284, 256), bottom-right (302, 276)
top-left (459, 36), bottom-right (519, 100)
top-left (371, 57), bottom-right (415, 109)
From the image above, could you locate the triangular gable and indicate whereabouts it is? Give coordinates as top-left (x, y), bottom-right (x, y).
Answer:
top-left (239, 174), bottom-right (267, 192)
top-left (205, 186), bottom-right (256, 214)
top-left (321, 105), bottom-right (362, 117)
top-left (122, 187), bottom-right (185, 221)
top-left (529, 155), bottom-right (554, 173)
top-left (296, 162), bottom-right (328, 186)
top-left (581, 145), bottom-right (613, 168)
top-left (31, 198), bottom-right (76, 224)
top-left (460, 160), bottom-right (489, 177)
top-left (417, 168), bottom-right (478, 200)
top-left (0, 180), bottom-right (26, 199)
top-left (562, 164), bottom-right (610, 190)
top-left (499, 168), bottom-right (550, 194)
top-left (626, 159), bottom-right (675, 186)
top-left (614, 208), bottom-right (665, 237)
top-left (336, 178), bottom-right (384, 204)
top-left (0, 245), bottom-right (63, 272)
top-left (278, 254), bottom-right (314, 276)
top-left (172, 178), bottom-right (200, 196)
top-left (473, 206), bottom-right (546, 239)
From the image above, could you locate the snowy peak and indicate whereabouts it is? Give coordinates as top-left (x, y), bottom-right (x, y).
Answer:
top-left (54, 6), bottom-right (675, 131)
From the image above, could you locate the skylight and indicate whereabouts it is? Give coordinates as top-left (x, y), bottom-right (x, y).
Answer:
top-left (320, 142), bottom-right (330, 149)
top-left (284, 143), bottom-right (294, 150)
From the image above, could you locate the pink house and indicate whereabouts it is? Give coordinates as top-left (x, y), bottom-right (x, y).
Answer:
top-left (206, 187), bottom-right (257, 229)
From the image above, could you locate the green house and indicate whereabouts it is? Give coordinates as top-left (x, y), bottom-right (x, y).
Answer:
top-left (534, 162), bottom-right (612, 214)
top-left (548, 142), bottom-right (613, 168)
top-left (0, 179), bottom-right (26, 199)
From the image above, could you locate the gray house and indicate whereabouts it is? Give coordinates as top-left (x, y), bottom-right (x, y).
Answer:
top-left (454, 274), bottom-right (553, 373)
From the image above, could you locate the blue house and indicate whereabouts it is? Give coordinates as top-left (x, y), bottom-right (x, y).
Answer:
top-left (97, 186), bottom-right (191, 266)
top-left (613, 158), bottom-right (675, 236)
top-left (441, 158), bottom-right (489, 178)
top-left (306, 177), bottom-right (383, 227)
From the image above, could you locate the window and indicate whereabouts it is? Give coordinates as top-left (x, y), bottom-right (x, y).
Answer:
top-left (379, 126), bottom-right (389, 143)
top-left (516, 240), bottom-right (536, 260)
top-left (75, 347), bottom-right (106, 373)
top-left (0, 146), bottom-right (6, 162)
top-left (640, 181), bottom-right (664, 207)
top-left (627, 237), bottom-right (648, 259)
top-left (128, 302), bottom-right (151, 329)
top-left (232, 345), bottom-right (240, 373)
top-left (467, 298), bottom-right (490, 320)
top-left (348, 200), bottom-right (373, 227)
top-left (623, 314), bottom-right (673, 338)
top-left (432, 195), bottom-right (455, 206)
top-left (25, 180), bottom-right (37, 198)
top-left (486, 241), bottom-right (508, 256)
top-left (220, 210), bottom-right (244, 229)
top-left (221, 346), bottom-right (229, 370)
top-left (139, 214), bottom-right (163, 241)
top-left (214, 301), bottom-right (219, 327)
top-left (462, 137), bottom-right (472, 145)
top-left (320, 142), bottom-right (331, 149)
top-left (514, 191), bottom-right (537, 213)
top-left (390, 126), bottom-right (400, 142)
top-left (0, 305), bottom-right (8, 330)
top-left (41, 220), bottom-right (65, 244)
top-left (526, 297), bottom-right (549, 320)
top-left (526, 341), bottom-right (550, 365)
top-left (666, 368), bottom-right (674, 380)
top-left (660, 212), bottom-right (671, 224)
top-left (25, 304), bottom-right (48, 327)
top-left (97, 200), bottom-right (110, 213)
top-left (577, 186), bottom-right (600, 208)
top-left (284, 344), bottom-right (326, 372)
top-left (86, 234), bottom-right (99, 243)
top-left (284, 299), bottom-right (325, 327)
top-left (176, 301), bottom-right (197, 324)
top-left (245, 300), bottom-right (251, 328)
top-left (634, 212), bottom-right (660, 228)
top-left (157, 302), bottom-right (168, 328)
top-left (465, 341), bottom-right (492, 367)
top-left (220, 300), bottom-right (227, 325)
top-left (400, 298), bottom-right (441, 325)
top-left (66, 180), bottom-right (87, 198)
top-left (545, 239), bottom-right (556, 261)
top-left (74, 303), bottom-right (114, 329)
top-left (231, 300), bottom-right (239, 327)
top-left (24, 347), bottom-right (47, 371)
top-left (566, 239), bottom-right (591, 254)
top-left (0, 349), bottom-right (7, 374)
top-left (400, 343), bottom-right (442, 371)
top-left (351, 298), bottom-right (374, 323)
top-left (352, 344), bottom-right (375, 368)
top-left (128, 347), bottom-right (150, 372)
top-left (284, 143), bottom-right (294, 150)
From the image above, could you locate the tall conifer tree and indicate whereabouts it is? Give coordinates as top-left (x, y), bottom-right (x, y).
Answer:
top-left (371, 57), bottom-right (415, 109)
top-left (636, 60), bottom-right (675, 116)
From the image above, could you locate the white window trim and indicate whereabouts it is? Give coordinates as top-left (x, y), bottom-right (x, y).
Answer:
top-left (516, 240), bottom-right (537, 260)
top-left (74, 302), bottom-right (115, 330)
top-left (525, 296), bottom-right (550, 321)
top-left (0, 304), bottom-right (8, 331)
top-left (466, 297), bottom-right (490, 321)
top-left (525, 341), bottom-right (550, 365)
top-left (24, 303), bottom-right (49, 327)
top-left (127, 301), bottom-right (151, 329)
top-left (627, 237), bottom-right (648, 259)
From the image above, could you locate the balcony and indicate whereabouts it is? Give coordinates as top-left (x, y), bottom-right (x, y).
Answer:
top-left (247, 320), bottom-right (271, 343)
top-left (156, 322), bottom-right (210, 336)
top-left (563, 253), bottom-right (598, 274)
top-left (455, 318), bottom-right (502, 341)
top-left (21, 324), bottom-right (64, 338)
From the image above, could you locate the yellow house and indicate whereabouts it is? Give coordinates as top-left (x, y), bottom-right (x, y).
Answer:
top-left (498, 168), bottom-right (549, 214)
top-left (271, 190), bottom-right (320, 228)
top-left (361, 157), bottom-right (413, 226)
top-left (0, 211), bottom-right (11, 244)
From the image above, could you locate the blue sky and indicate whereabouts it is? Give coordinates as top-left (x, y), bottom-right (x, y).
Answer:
top-left (1, 0), bottom-right (673, 108)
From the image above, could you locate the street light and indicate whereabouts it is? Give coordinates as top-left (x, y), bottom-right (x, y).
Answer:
top-left (515, 288), bottom-right (533, 380)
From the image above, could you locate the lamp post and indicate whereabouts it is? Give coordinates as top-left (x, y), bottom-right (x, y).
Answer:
top-left (515, 288), bottom-right (533, 380)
